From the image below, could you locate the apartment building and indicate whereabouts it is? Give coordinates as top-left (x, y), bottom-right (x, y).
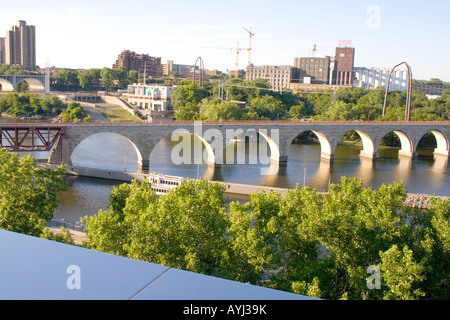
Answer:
top-left (1, 20), bottom-right (36, 70)
top-left (113, 50), bottom-right (163, 78)
top-left (245, 65), bottom-right (300, 91)
top-left (0, 38), bottom-right (5, 64)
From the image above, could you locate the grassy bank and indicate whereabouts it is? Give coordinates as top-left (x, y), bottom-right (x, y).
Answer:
top-left (99, 109), bottom-right (142, 123)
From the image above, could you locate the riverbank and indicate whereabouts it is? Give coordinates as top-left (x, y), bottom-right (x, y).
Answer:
top-left (39, 163), bottom-right (448, 209)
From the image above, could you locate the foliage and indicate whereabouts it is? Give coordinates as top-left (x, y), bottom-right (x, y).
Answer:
top-left (0, 93), bottom-right (66, 117)
top-left (0, 64), bottom-right (30, 75)
top-left (83, 179), bottom-right (230, 275)
top-left (199, 98), bottom-right (243, 121)
top-left (81, 176), bottom-right (450, 300)
top-left (40, 226), bottom-right (75, 245)
top-left (61, 102), bottom-right (91, 122)
top-left (0, 149), bottom-right (67, 237)
top-left (171, 83), bottom-right (208, 120)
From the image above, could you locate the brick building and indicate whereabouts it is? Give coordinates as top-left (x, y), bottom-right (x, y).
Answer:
top-left (293, 56), bottom-right (331, 84)
top-left (331, 46), bottom-right (355, 86)
top-left (113, 50), bottom-right (163, 78)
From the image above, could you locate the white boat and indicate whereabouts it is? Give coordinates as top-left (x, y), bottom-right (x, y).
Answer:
top-left (148, 172), bottom-right (185, 195)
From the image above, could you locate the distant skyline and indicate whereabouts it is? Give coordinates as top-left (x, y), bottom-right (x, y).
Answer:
top-left (1, 0), bottom-right (449, 81)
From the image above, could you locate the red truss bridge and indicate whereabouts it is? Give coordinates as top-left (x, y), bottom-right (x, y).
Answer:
top-left (0, 124), bottom-right (65, 152)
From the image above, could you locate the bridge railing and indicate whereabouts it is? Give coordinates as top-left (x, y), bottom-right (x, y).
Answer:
top-left (1, 120), bottom-right (449, 127)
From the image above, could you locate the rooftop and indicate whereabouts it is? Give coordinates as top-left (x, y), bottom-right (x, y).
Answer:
top-left (0, 229), bottom-right (314, 300)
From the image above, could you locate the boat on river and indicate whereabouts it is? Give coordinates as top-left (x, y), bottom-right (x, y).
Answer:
top-left (148, 172), bottom-right (185, 195)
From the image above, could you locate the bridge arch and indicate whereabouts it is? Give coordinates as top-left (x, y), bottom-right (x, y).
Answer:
top-left (379, 130), bottom-right (415, 157)
top-left (15, 78), bottom-right (45, 92)
top-left (220, 128), bottom-right (281, 165)
top-left (70, 132), bottom-right (143, 171)
top-left (287, 130), bottom-right (333, 160)
top-left (170, 128), bottom-right (216, 165)
top-left (0, 78), bottom-right (14, 91)
top-left (416, 130), bottom-right (449, 157)
top-left (337, 130), bottom-right (377, 159)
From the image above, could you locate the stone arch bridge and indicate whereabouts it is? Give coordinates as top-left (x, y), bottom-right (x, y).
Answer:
top-left (48, 121), bottom-right (450, 170)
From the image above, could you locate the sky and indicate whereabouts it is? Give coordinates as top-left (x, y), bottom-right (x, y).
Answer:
top-left (1, 0), bottom-right (449, 81)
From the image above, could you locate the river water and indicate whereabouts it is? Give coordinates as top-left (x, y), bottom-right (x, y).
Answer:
top-left (51, 134), bottom-right (449, 224)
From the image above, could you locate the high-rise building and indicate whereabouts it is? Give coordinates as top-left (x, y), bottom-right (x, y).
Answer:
top-left (293, 56), bottom-right (331, 84)
top-left (0, 37), bottom-right (5, 64)
top-left (3, 20), bottom-right (36, 70)
top-left (331, 45), bottom-right (355, 86)
top-left (113, 50), bottom-right (163, 78)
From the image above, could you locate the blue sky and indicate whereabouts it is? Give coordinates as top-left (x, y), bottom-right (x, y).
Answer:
top-left (1, 0), bottom-right (449, 81)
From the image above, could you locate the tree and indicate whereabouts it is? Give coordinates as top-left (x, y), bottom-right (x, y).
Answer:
top-left (81, 175), bottom-right (450, 300)
top-left (101, 67), bottom-right (115, 91)
top-left (288, 102), bottom-right (307, 120)
top-left (77, 68), bottom-right (101, 90)
top-left (200, 98), bottom-right (243, 121)
top-left (0, 149), bottom-right (67, 237)
top-left (379, 245), bottom-right (425, 300)
top-left (246, 95), bottom-right (285, 120)
top-left (83, 179), bottom-right (230, 276)
top-left (171, 83), bottom-right (208, 110)
top-left (61, 102), bottom-right (91, 122)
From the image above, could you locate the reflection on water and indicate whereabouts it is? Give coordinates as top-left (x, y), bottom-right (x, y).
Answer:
top-left (54, 176), bottom-right (123, 222)
top-left (51, 136), bottom-right (450, 224)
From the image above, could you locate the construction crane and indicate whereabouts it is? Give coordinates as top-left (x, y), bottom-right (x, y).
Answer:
top-left (242, 27), bottom-right (255, 66)
top-left (202, 42), bottom-right (250, 73)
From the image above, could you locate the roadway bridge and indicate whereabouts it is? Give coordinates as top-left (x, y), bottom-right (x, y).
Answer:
top-left (44, 121), bottom-right (450, 170)
top-left (0, 74), bottom-right (47, 92)
top-left (1, 121), bottom-right (449, 169)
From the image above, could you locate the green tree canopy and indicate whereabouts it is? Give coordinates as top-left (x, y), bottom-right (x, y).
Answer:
top-left (80, 176), bottom-right (450, 300)
top-left (0, 149), bottom-right (67, 237)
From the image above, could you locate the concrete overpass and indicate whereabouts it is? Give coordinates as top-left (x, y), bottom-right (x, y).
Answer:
top-left (0, 74), bottom-right (47, 92)
top-left (47, 121), bottom-right (450, 170)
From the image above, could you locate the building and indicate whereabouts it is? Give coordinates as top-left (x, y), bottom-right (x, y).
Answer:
top-left (0, 38), bottom-right (5, 64)
top-left (331, 46), bottom-right (355, 86)
top-left (228, 69), bottom-right (245, 78)
top-left (125, 83), bottom-right (174, 121)
top-left (293, 56), bottom-right (331, 84)
top-left (113, 50), bottom-right (163, 79)
top-left (162, 60), bottom-right (195, 78)
top-left (2, 20), bottom-right (36, 70)
top-left (205, 69), bottom-right (222, 76)
top-left (185, 66), bottom-right (209, 82)
top-left (353, 67), bottom-right (409, 91)
top-left (411, 83), bottom-right (450, 97)
top-left (245, 65), bottom-right (300, 91)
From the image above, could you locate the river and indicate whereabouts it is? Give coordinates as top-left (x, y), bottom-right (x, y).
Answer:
top-left (51, 134), bottom-right (449, 224)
